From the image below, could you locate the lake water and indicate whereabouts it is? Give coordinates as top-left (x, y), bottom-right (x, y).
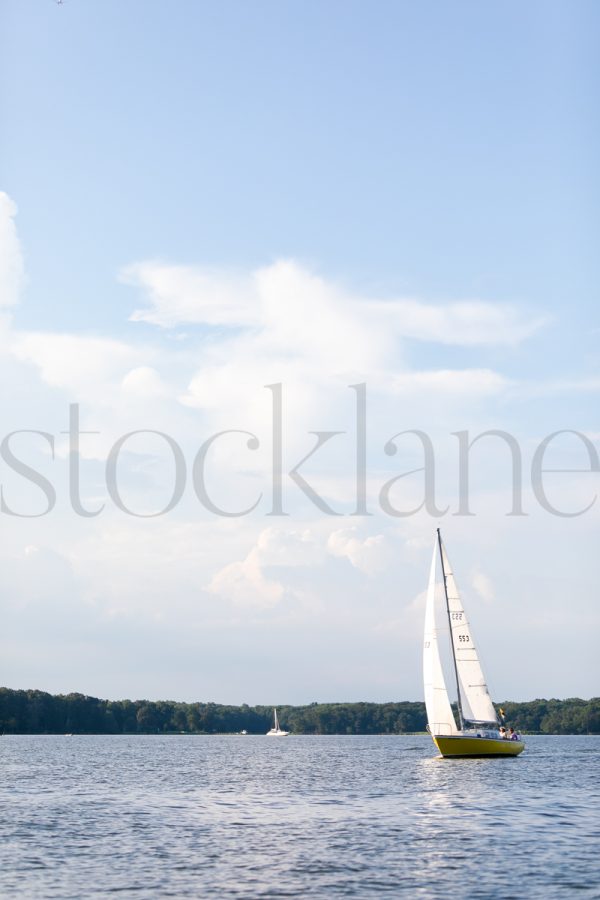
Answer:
top-left (1, 734), bottom-right (598, 898)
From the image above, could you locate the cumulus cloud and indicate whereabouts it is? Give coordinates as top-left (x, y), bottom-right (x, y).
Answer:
top-left (124, 257), bottom-right (545, 350)
top-left (115, 259), bottom-right (544, 457)
top-left (117, 259), bottom-right (537, 463)
top-left (123, 261), bottom-right (259, 328)
top-left (206, 527), bottom-right (323, 609)
top-left (207, 547), bottom-right (284, 610)
top-left (121, 366), bottom-right (168, 398)
top-left (2, 189), bottom-right (599, 701)
top-left (1, 197), bottom-right (535, 475)
top-left (371, 298), bottom-right (547, 346)
top-left (251, 527), bottom-right (322, 568)
top-left (207, 525), bottom-right (391, 610)
top-left (327, 528), bottom-right (389, 575)
top-left (11, 331), bottom-right (147, 399)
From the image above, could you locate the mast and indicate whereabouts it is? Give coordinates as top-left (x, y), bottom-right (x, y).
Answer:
top-left (437, 528), bottom-right (464, 731)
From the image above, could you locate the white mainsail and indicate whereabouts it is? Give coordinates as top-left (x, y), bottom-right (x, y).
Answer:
top-left (273, 708), bottom-right (279, 731)
top-left (423, 544), bottom-right (458, 735)
top-left (439, 539), bottom-right (498, 725)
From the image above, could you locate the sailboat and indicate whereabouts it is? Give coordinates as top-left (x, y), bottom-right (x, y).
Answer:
top-left (423, 529), bottom-right (524, 758)
top-left (266, 708), bottom-right (289, 736)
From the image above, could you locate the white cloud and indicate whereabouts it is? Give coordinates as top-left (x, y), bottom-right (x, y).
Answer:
top-left (124, 258), bottom-right (545, 356)
top-left (2, 190), bottom-right (598, 700)
top-left (123, 261), bottom-right (259, 328)
top-left (0, 207), bottom-right (532, 490)
top-left (252, 526), bottom-right (322, 567)
top-left (327, 528), bottom-right (389, 575)
top-left (121, 366), bottom-right (168, 398)
top-left (206, 526), bottom-right (324, 609)
top-left (119, 259), bottom-right (534, 475)
top-left (207, 524), bottom-right (391, 611)
top-left (371, 298), bottom-right (547, 346)
top-left (207, 548), bottom-right (284, 610)
top-left (11, 331), bottom-right (147, 399)
top-left (115, 259), bottom-right (541, 464)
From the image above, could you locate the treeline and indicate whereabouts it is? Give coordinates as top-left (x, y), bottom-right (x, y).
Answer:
top-left (0, 688), bottom-right (598, 735)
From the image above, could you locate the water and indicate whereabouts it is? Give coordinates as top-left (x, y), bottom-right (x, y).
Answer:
top-left (1, 735), bottom-right (598, 898)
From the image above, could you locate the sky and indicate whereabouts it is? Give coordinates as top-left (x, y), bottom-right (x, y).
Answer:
top-left (0, 0), bottom-right (598, 704)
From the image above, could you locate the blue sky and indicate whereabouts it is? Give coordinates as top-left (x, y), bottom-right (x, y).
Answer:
top-left (0, 1), bottom-right (598, 702)
top-left (4, 2), bottom-right (598, 329)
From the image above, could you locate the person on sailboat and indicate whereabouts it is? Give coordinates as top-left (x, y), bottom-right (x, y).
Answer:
top-left (499, 726), bottom-right (507, 739)
top-left (509, 727), bottom-right (520, 741)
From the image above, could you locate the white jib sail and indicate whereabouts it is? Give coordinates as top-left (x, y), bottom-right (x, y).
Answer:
top-left (423, 543), bottom-right (457, 736)
top-left (440, 540), bottom-right (498, 725)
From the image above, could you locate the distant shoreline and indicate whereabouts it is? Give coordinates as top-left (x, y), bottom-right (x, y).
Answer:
top-left (3, 732), bottom-right (597, 738)
top-left (1, 688), bottom-right (598, 736)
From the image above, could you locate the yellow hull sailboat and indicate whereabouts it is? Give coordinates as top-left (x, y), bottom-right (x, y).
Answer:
top-left (423, 530), bottom-right (524, 759)
top-left (432, 734), bottom-right (523, 758)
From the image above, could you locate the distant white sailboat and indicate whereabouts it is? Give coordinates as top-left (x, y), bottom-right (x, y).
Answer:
top-left (423, 529), bottom-right (524, 758)
top-left (266, 708), bottom-right (289, 736)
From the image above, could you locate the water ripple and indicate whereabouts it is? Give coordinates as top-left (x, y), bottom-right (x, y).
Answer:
top-left (1, 734), bottom-right (599, 898)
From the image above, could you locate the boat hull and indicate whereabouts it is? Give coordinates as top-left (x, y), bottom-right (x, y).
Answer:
top-left (432, 735), bottom-right (524, 758)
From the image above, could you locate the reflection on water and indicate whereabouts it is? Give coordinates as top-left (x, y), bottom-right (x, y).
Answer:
top-left (1, 734), bottom-right (598, 897)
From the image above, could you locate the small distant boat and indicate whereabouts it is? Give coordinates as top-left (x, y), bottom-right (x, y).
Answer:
top-left (266, 708), bottom-right (289, 736)
top-left (423, 529), bottom-right (524, 758)
top-left (240, 730), bottom-right (248, 735)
